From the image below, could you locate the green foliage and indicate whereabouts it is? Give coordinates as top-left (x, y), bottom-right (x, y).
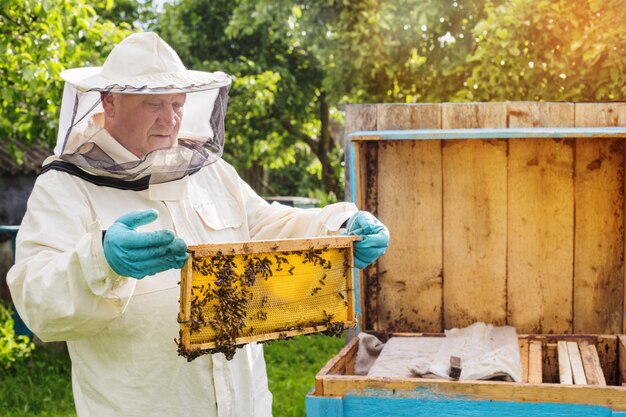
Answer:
top-left (4, 0), bottom-right (626, 198)
top-left (460, 0), bottom-right (626, 101)
top-left (156, 0), bottom-right (344, 197)
top-left (0, 343), bottom-right (75, 417)
top-left (0, 0), bottom-right (133, 152)
top-left (0, 303), bottom-right (34, 370)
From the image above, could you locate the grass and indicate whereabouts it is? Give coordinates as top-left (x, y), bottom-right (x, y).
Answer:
top-left (265, 333), bottom-right (346, 417)
top-left (0, 334), bottom-right (346, 417)
top-left (0, 343), bottom-right (74, 417)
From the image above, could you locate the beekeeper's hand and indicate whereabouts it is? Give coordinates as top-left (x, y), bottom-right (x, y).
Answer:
top-left (103, 209), bottom-right (188, 279)
top-left (345, 211), bottom-right (390, 269)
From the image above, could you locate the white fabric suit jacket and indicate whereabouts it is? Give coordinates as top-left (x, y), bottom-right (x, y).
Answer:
top-left (8, 138), bottom-right (356, 416)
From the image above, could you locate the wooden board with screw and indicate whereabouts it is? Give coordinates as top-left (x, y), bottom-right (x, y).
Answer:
top-left (176, 236), bottom-right (359, 361)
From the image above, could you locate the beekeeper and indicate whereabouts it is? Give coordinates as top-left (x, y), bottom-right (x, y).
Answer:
top-left (7, 32), bottom-right (389, 417)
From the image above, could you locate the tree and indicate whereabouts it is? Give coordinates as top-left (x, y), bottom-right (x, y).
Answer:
top-left (156, 0), bottom-right (340, 200)
top-left (0, 0), bottom-right (133, 162)
top-left (155, 0), bottom-right (498, 200)
top-left (459, 0), bottom-right (626, 101)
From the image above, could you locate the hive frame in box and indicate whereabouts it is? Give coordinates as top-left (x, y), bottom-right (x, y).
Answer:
top-left (307, 102), bottom-right (626, 417)
top-left (177, 235), bottom-right (359, 360)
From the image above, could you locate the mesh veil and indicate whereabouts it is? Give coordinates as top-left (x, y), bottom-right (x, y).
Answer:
top-left (54, 79), bottom-right (231, 184)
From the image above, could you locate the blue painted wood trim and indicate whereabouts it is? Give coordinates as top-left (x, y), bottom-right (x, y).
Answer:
top-left (349, 127), bottom-right (626, 141)
top-left (306, 394), bottom-right (343, 417)
top-left (306, 393), bottom-right (625, 417)
top-left (345, 142), bottom-right (362, 334)
top-left (341, 395), bottom-right (615, 417)
top-left (347, 142), bottom-right (357, 205)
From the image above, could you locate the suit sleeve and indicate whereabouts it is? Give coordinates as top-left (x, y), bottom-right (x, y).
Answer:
top-left (7, 172), bottom-right (136, 342)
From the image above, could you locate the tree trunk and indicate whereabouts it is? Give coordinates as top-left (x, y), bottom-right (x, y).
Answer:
top-left (317, 91), bottom-right (340, 198)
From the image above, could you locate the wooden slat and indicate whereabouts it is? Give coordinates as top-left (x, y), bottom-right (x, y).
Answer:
top-left (619, 335), bottom-right (626, 385)
top-left (575, 102), bottom-right (626, 128)
top-left (377, 103), bottom-right (441, 130)
top-left (376, 141), bottom-right (443, 332)
top-left (573, 138), bottom-right (624, 334)
top-left (557, 341), bottom-right (573, 384)
top-left (345, 104), bottom-right (377, 205)
top-left (361, 142), bottom-right (379, 331)
top-left (442, 139), bottom-right (507, 328)
top-left (441, 102), bottom-right (508, 128)
top-left (579, 341), bottom-right (607, 386)
top-left (507, 102), bottom-right (575, 127)
top-left (507, 138), bottom-right (574, 334)
top-left (543, 343), bottom-right (559, 383)
top-left (575, 103), bottom-right (626, 336)
top-left (320, 374), bottom-right (626, 410)
top-left (519, 338), bottom-right (529, 383)
top-left (567, 341), bottom-right (587, 385)
top-left (528, 340), bottom-right (543, 384)
top-left (374, 103), bottom-right (443, 331)
top-left (596, 335), bottom-right (618, 385)
top-left (188, 236), bottom-right (359, 257)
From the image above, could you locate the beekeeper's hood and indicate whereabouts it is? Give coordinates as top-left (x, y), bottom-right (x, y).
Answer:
top-left (55, 31), bottom-right (232, 184)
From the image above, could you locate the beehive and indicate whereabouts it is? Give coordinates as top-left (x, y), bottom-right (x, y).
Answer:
top-left (308, 102), bottom-right (626, 416)
top-left (177, 236), bottom-right (359, 360)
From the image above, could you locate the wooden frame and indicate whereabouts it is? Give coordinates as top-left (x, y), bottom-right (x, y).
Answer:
top-left (313, 333), bottom-right (626, 410)
top-left (178, 236), bottom-right (359, 359)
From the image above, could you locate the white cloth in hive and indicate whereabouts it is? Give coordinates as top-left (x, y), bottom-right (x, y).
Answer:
top-left (355, 322), bottom-right (522, 382)
top-left (412, 322), bottom-right (522, 382)
top-left (367, 336), bottom-right (442, 378)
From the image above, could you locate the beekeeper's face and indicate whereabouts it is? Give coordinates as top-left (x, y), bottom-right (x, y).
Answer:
top-left (102, 93), bottom-right (186, 158)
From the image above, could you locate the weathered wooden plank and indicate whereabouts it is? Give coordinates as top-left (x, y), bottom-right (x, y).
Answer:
top-left (320, 374), bottom-right (626, 410)
top-left (579, 341), bottom-right (607, 386)
top-left (376, 141), bottom-right (443, 332)
top-left (619, 335), bottom-right (626, 386)
top-left (528, 340), bottom-right (543, 384)
top-left (377, 103), bottom-right (441, 130)
top-left (520, 338), bottom-right (530, 383)
top-left (596, 335), bottom-right (618, 386)
top-left (544, 342), bottom-right (559, 383)
top-left (573, 138), bottom-right (624, 334)
top-left (361, 142), bottom-right (379, 331)
top-left (575, 103), bottom-right (626, 336)
top-left (442, 139), bottom-right (507, 328)
top-left (345, 104), bottom-right (377, 204)
top-left (345, 104), bottom-right (378, 133)
top-left (507, 138), bottom-right (574, 334)
top-left (507, 102), bottom-right (575, 127)
top-left (575, 102), bottom-right (626, 128)
top-left (567, 341), bottom-right (587, 385)
top-left (441, 102), bottom-right (508, 128)
top-left (558, 341), bottom-right (573, 385)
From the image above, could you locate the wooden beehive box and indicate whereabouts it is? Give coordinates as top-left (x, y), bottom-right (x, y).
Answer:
top-left (177, 236), bottom-right (358, 360)
top-left (307, 102), bottom-right (626, 416)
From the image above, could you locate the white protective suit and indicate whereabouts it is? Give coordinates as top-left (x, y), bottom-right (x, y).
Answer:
top-left (7, 123), bottom-right (357, 417)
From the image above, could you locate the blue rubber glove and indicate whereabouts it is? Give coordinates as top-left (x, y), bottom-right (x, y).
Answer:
top-left (345, 211), bottom-right (390, 269)
top-left (103, 209), bottom-right (188, 279)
